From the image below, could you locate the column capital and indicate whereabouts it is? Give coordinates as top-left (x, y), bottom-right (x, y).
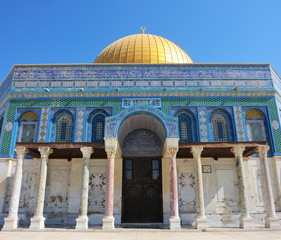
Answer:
top-left (14, 146), bottom-right (29, 158)
top-left (255, 145), bottom-right (270, 156)
top-left (191, 146), bottom-right (203, 158)
top-left (80, 147), bottom-right (93, 158)
top-left (38, 147), bottom-right (53, 157)
top-left (167, 147), bottom-right (178, 158)
top-left (105, 147), bottom-right (117, 159)
top-left (231, 145), bottom-right (245, 157)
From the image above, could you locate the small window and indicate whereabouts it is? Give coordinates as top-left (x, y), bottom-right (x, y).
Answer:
top-left (91, 114), bottom-right (105, 142)
top-left (18, 111), bottom-right (39, 143)
top-left (212, 113), bottom-right (229, 142)
top-left (55, 114), bottom-right (72, 142)
top-left (178, 113), bottom-right (193, 143)
top-left (152, 159), bottom-right (160, 180)
top-left (245, 109), bottom-right (267, 141)
top-left (125, 160), bottom-right (133, 180)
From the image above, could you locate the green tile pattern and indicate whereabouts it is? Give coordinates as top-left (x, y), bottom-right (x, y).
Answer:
top-left (1, 99), bottom-right (121, 155)
top-left (2, 96), bottom-right (281, 155)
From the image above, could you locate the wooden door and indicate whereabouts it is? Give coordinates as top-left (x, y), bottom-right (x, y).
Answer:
top-left (122, 158), bottom-right (163, 223)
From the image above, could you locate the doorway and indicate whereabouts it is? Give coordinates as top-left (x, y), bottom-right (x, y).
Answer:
top-left (122, 158), bottom-right (163, 223)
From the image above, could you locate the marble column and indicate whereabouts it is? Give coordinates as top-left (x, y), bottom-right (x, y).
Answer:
top-left (29, 147), bottom-right (53, 230)
top-left (168, 147), bottom-right (181, 231)
top-left (102, 146), bottom-right (117, 230)
top-left (75, 147), bottom-right (93, 230)
top-left (191, 146), bottom-right (207, 230)
top-left (3, 147), bottom-right (29, 230)
top-left (231, 146), bottom-right (253, 229)
top-left (255, 145), bottom-right (280, 228)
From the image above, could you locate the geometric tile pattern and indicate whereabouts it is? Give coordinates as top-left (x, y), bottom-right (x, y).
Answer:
top-left (1, 98), bottom-right (121, 155)
top-left (88, 173), bottom-right (106, 213)
top-left (178, 173), bottom-right (196, 212)
top-left (198, 106), bottom-right (208, 142)
top-left (75, 107), bottom-right (85, 142)
top-left (11, 64), bottom-right (273, 91)
top-left (234, 106), bottom-right (246, 141)
top-left (38, 107), bottom-right (50, 142)
top-left (2, 96), bottom-right (281, 155)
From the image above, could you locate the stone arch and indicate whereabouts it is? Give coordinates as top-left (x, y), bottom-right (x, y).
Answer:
top-left (105, 105), bottom-right (178, 141)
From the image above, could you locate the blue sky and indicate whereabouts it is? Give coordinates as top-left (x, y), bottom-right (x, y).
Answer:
top-left (0, 0), bottom-right (281, 82)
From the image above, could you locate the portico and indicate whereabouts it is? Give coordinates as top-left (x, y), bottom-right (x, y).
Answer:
top-left (2, 140), bottom-right (275, 231)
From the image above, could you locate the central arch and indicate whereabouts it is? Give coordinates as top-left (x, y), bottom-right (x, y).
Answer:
top-left (117, 112), bottom-right (166, 224)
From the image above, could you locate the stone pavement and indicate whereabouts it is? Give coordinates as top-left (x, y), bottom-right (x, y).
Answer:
top-left (0, 229), bottom-right (281, 240)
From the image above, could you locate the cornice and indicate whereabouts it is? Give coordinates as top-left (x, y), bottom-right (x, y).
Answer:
top-left (8, 89), bottom-right (276, 100)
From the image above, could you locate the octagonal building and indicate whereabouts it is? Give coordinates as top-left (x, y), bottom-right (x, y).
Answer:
top-left (0, 31), bottom-right (281, 231)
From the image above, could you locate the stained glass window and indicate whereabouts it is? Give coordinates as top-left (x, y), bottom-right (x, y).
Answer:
top-left (55, 114), bottom-right (72, 142)
top-left (212, 113), bottom-right (229, 142)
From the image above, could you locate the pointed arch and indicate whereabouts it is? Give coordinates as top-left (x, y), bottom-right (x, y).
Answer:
top-left (209, 109), bottom-right (234, 142)
top-left (245, 108), bottom-right (268, 141)
top-left (17, 110), bottom-right (39, 142)
top-left (174, 108), bottom-right (197, 143)
top-left (52, 109), bottom-right (74, 142)
top-left (86, 109), bottom-right (110, 142)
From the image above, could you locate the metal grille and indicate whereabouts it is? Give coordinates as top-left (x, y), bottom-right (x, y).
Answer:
top-left (181, 122), bottom-right (187, 140)
top-left (91, 114), bottom-right (105, 142)
top-left (212, 113), bottom-right (229, 142)
top-left (96, 122), bottom-right (103, 140)
top-left (178, 113), bottom-right (193, 142)
top-left (55, 114), bottom-right (71, 142)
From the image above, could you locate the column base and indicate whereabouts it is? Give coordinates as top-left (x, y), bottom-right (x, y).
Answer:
top-left (169, 216), bottom-right (181, 231)
top-left (2, 216), bottom-right (19, 231)
top-left (265, 216), bottom-right (280, 229)
top-left (29, 216), bottom-right (45, 230)
top-left (195, 216), bottom-right (208, 230)
top-left (239, 216), bottom-right (254, 229)
top-left (102, 216), bottom-right (115, 230)
top-left (75, 216), bottom-right (88, 230)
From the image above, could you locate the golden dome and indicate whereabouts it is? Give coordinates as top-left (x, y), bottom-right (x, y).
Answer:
top-left (94, 33), bottom-right (193, 64)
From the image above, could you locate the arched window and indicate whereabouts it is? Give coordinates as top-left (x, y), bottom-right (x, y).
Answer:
top-left (91, 114), bottom-right (105, 142)
top-left (212, 113), bottom-right (229, 142)
top-left (174, 109), bottom-right (197, 142)
top-left (55, 114), bottom-right (72, 142)
top-left (18, 111), bottom-right (39, 142)
top-left (178, 113), bottom-right (193, 142)
top-left (245, 109), bottom-right (267, 141)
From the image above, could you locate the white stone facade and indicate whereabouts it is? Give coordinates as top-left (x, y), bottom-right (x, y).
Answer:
top-left (0, 154), bottom-right (280, 228)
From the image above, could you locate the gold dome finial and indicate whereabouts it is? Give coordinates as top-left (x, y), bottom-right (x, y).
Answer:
top-left (141, 26), bottom-right (146, 34)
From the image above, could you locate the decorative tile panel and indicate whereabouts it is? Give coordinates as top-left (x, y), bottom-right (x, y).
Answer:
top-left (233, 106), bottom-right (246, 141)
top-left (178, 173), bottom-right (196, 212)
top-left (88, 173), bottom-right (106, 213)
top-left (105, 105), bottom-right (178, 139)
top-left (38, 107), bottom-right (50, 142)
top-left (122, 98), bottom-right (161, 108)
top-left (198, 106), bottom-right (208, 142)
top-left (75, 107), bottom-right (85, 142)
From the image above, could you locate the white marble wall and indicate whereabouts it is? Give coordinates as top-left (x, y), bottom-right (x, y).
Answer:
top-left (0, 156), bottom-right (280, 227)
top-left (177, 157), bottom-right (281, 227)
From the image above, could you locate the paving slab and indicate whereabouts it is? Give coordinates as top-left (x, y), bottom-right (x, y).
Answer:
top-left (0, 230), bottom-right (281, 240)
